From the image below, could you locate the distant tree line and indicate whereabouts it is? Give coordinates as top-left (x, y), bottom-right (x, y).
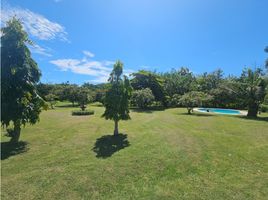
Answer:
top-left (37, 65), bottom-right (268, 117)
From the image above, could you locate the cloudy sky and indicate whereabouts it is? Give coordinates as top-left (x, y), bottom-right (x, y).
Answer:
top-left (1, 0), bottom-right (268, 84)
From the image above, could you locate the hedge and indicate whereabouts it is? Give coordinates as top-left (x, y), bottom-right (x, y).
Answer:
top-left (71, 110), bottom-right (94, 116)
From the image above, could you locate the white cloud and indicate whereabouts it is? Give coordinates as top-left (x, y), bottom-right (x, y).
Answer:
top-left (50, 52), bottom-right (134, 83)
top-left (1, 3), bottom-right (68, 41)
top-left (83, 50), bottom-right (95, 58)
top-left (29, 44), bottom-right (52, 57)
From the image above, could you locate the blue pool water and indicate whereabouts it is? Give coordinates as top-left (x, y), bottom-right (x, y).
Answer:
top-left (198, 108), bottom-right (241, 115)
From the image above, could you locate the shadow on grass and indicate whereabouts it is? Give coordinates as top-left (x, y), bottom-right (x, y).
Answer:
top-left (178, 112), bottom-right (215, 117)
top-left (92, 134), bottom-right (130, 158)
top-left (236, 116), bottom-right (268, 122)
top-left (55, 104), bottom-right (79, 108)
top-left (1, 141), bottom-right (29, 160)
top-left (131, 106), bottom-right (165, 113)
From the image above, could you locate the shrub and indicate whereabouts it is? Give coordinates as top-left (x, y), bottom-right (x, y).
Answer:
top-left (71, 110), bottom-right (94, 116)
top-left (260, 104), bottom-right (268, 113)
top-left (166, 94), bottom-right (181, 107)
top-left (131, 88), bottom-right (155, 109)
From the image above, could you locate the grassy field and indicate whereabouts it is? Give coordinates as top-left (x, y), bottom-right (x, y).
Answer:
top-left (1, 104), bottom-right (268, 200)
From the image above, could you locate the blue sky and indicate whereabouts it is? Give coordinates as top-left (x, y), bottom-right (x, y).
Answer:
top-left (1, 0), bottom-right (268, 84)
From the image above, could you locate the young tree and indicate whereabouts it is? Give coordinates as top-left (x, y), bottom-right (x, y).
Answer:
top-left (102, 61), bottom-right (132, 136)
top-left (77, 88), bottom-right (92, 111)
top-left (1, 18), bottom-right (45, 143)
top-left (179, 91), bottom-right (212, 114)
top-left (131, 88), bottom-right (155, 109)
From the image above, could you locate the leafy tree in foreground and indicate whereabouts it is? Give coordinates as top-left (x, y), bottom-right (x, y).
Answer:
top-left (239, 68), bottom-right (266, 117)
top-left (102, 61), bottom-right (132, 136)
top-left (1, 18), bottom-right (45, 143)
top-left (179, 91), bottom-right (212, 114)
top-left (131, 88), bottom-right (155, 109)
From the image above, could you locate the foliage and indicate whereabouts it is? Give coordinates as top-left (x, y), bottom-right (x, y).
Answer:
top-left (102, 60), bottom-right (132, 135)
top-left (71, 110), bottom-right (94, 116)
top-left (260, 104), bottom-right (268, 112)
top-left (1, 17), bottom-right (45, 143)
top-left (179, 91), bottom-right (212, 114)
top-left (77, 88), bottom-right (93, 111)
top-left (239, 68), bottom-right (266, 117)
top-left (45, 94), bottom-right (58, 109)
top-left (166, 94), bottom-right (182, 107)
top-left (131, 70), bottom-right (166, 106)
top-left (163, 67), bottom-right (196, 97)
top-left (131, 88), bottom-right (155, 109)
top-left (196, 69), bottom-right (224, 92)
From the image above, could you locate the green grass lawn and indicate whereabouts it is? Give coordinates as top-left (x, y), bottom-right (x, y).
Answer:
top-left (1, 104), bottom-right (268, 200)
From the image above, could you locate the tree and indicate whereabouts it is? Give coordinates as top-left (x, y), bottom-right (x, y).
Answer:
top-left (102, 61), bottom-right (132, 136)
top-left (64, 85), bottom-right (79, 106)
top-left (239, 68), bottom-right (266, 117)
top-left (45, 94), bottom-right (58, 109)
top-left (179, 91), bottom-right (212, 114)
top-left (196, 69), bottom-right (223, 92)
top-left (131, 70), bottom-right (166, 106)
top-left (1, 18), bottom-right (45, 143)
top-left (131, 88), bottom-right (155, 109)
top-left (163, 67), bottom-right (196, 97)
top-left (77, 88), bottom-right (92, 111)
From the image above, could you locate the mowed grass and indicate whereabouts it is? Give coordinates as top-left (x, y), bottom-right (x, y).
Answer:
top-left (1, 104), bottom-right (268, 200)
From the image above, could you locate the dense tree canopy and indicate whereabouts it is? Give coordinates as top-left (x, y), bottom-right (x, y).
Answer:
top-left (1, 18), bottom-right (45, 143)
top-left (131, 70), bottom-right (166, 106)
top-left (162, 67), bottom-right (195, 97)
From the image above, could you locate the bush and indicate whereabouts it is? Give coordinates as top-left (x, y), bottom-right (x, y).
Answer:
top-left (131, 88), bottom-right (155, 109)
top-left (260, 104), bottom-right (268, 113)
top-left (166, 94), bottom-right (181, 107)
top-left (71, 110), bottom-right (94, 116)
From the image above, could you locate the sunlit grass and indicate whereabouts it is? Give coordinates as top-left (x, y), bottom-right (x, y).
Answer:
top-left (1, 104), bottom-right (268, 200)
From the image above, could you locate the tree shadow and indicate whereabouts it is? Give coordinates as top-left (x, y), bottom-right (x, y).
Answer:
top-left (131, 106), bottom-right (165, 113)
top-left (55, 104), bottom-right (79, 108)
top-left (236, 116), bottom-right (268, 122)
top-left (177, 112), bottom-right (215, 117)
top-left (92, 133), bottom-right (130, 158)
top-left (1, 141), bottom-right (29, 160)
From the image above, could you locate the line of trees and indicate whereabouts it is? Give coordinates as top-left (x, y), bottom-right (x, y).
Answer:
top-left (1, 17), bottom-right (267, 143)
top-left (37, 66), bottom-right (268, 117)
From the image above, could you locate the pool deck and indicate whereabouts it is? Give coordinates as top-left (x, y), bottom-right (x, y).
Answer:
top-left (193, 108), bottom-right (247, 116)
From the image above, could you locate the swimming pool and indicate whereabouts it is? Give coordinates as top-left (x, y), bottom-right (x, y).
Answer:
top-left (197, 108), bottom-right (242, 115)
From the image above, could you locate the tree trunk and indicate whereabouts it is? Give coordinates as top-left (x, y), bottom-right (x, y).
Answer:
top-left (72, 101), bottom-right (75, 107)
top-left (114, 120), bottom-right (119, 136)
top-left (247, 103), bottom-right (258, 117)
top-left (187, 107), bottom-right (192, 114)
top-left (10, 120), bottom-right (21, 143)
